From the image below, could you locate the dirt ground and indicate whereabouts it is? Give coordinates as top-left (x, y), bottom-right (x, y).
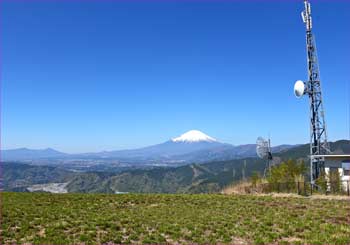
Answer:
top-left (222, 181), bottom-right (350, 200)
top-left (224, 191), bottom-right (350, 200)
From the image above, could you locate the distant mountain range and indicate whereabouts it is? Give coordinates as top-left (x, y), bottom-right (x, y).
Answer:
top-left (1, 130), bottom-right (296, 165)
top-left (3, 140), bottom-right (349, 194)
top-left (1, 148), bottom-right (68, 160)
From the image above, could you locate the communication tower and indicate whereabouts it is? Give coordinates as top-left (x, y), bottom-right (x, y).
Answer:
top-left (294, 0), bottom-right (331, 185)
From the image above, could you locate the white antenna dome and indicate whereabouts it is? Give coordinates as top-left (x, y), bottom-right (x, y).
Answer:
top-left (294, 80), bottom-right (306, 98)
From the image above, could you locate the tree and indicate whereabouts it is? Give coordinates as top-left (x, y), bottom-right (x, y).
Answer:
top-left (315, 171), bottom-right (327, 192)
top-left (329, 169), bottom-right (342, 194)
top-left (267, 159), bottom-right (307, 192)
top-left (251, 171), bottom-right (261, 187)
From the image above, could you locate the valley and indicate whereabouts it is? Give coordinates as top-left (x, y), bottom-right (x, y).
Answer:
top-left (3, 140), bottom-right (349, 194)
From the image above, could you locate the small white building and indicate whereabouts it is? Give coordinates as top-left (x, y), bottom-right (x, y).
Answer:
top-left (325, 161), bottom-right (350, 192)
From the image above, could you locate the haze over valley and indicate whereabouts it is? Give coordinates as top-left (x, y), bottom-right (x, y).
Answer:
top-left (2, 130), bottom-right (296, 171)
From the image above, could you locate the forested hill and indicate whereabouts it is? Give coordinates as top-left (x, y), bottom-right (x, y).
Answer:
top-left (3, 140), bottom-right (349, 194)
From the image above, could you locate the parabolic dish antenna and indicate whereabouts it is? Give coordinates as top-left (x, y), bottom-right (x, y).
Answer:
top-left (256, 137), bottom-right (270, 159)
top-left (256, 136), bottom-right (273, 177)
top-left (294, 80), bottom-right (306, 98)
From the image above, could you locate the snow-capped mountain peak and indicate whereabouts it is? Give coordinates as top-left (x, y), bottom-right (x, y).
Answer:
top-left (171, 130), bottom-right (217, 143)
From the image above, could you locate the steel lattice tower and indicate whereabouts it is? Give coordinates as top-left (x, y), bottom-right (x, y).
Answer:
top-left (301, 0), bottom-right (330, 184)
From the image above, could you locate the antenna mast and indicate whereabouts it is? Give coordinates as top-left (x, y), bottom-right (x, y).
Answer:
top-left (301, 0), bottom-right (330, 184)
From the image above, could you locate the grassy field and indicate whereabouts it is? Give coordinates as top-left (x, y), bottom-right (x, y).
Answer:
top-left (1, 192), bottom-right (350, 244)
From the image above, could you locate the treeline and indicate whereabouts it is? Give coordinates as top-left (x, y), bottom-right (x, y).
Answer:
top-left (250, 159), bottom-right (306, 187)
top-left (249, 159), bottom-right (347, 195)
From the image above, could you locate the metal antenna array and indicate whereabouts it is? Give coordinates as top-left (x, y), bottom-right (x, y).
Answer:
top-left (294, 0), bottom-right (330, 184)
top-left (256, 137), bottom-right (273, 178)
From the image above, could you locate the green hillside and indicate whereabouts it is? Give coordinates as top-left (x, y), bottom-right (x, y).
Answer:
top-left (66, 140), bottom-right (349, 193)
top-left (2, 192), bottom-right (349, 244)
top-left (3, 140), bottom-right (349, 194)
top-left (275, 139), bottom-right (350, 160)
top-left (64, 159), bottom-right (267, 194)
top-left (2, 162), bottom-right (75, 191)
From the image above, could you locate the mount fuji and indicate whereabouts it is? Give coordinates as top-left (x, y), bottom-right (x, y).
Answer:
top-left (79, 130), bottom-right (294, 164)
top-left (87, 130), bottom-right (232, 161)
top-left (171, 130), bottom-right (217, 143)
top-left (1, 130), bottom-right (296, 165)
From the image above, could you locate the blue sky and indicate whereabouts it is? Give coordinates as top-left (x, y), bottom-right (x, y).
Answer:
top-left (1, 1), bottom-right (349, 153)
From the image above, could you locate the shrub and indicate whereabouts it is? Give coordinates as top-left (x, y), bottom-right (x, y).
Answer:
top-left (267, 159), bottom-right (306, 192)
